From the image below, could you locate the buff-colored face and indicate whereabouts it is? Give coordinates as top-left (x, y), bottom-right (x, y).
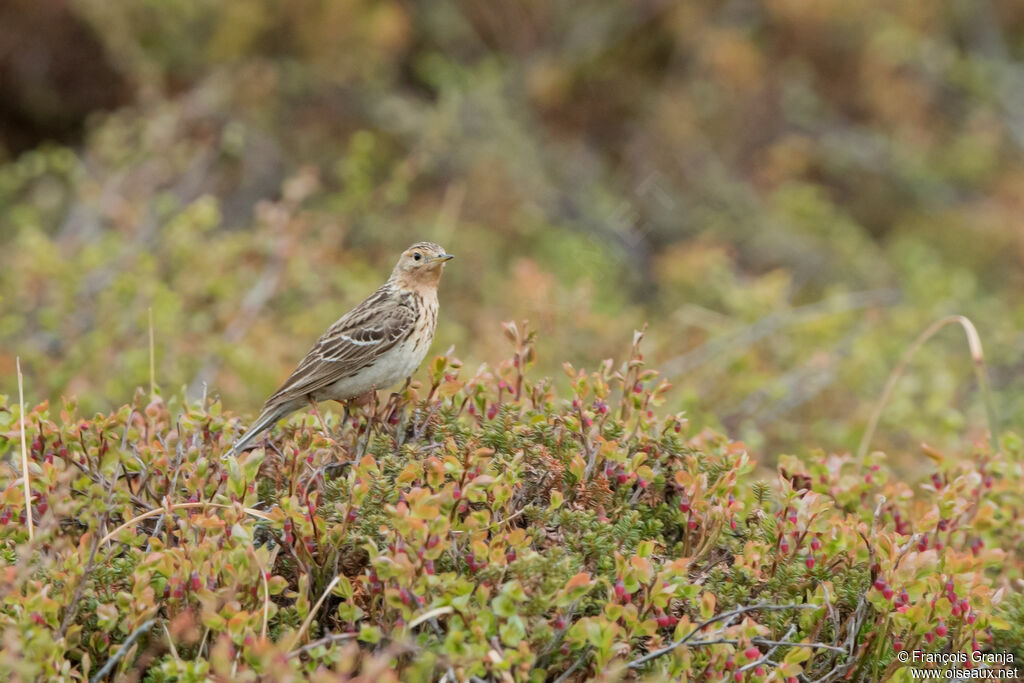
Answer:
top-left (392, 242), bottom-right (454, 286)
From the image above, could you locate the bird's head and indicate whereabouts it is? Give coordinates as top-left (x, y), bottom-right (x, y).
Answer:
top-left (391, 241), bottom-right (454, 291)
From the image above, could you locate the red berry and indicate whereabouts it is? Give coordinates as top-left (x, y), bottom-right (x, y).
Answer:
top-left (882, 586), bottom-right (894, 600)
top-left (806, 556), bottom-right (816, 569)
top-left (935, 621), bottom-right (947, 637)
top-left (744, 646), bottom-right (760, 660)
top-left (894, 641), bottom-right (903, 652)
top-left (874, 578), bottom-right (887, 591)
top-left (678, 497), bottom-right (690, 514)
top-left (810, 537), bottom-right (821, 551)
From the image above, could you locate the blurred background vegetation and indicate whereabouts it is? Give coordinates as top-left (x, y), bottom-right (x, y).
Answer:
top-left (2, 0), bottom-right (1023, 464)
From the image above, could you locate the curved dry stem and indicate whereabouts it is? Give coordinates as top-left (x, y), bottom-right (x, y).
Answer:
top-left (857, 315), bottom-right (999, 464)
top-left (17, 358), bottom-right (34, 541)
top-left (99, 502), bottom-right (273, 546)
top-left (249, 546), bottom-right (277, 640)
top-left (289, 574), bottom-right (341, 650)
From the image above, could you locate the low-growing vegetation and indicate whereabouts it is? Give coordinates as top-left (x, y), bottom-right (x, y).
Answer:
top-left (1, 324), bottom-right (1021, 681)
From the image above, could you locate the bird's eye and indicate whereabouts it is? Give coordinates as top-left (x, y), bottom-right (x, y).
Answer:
top-left (413, 252), bottom-right (422, 261)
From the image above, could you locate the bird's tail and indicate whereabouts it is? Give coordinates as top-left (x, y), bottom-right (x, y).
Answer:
top-left (226, 404), bottom-right (288, 458)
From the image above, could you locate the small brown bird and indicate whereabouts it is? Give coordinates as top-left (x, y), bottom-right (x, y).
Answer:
top-left (228, 242), bottom-right (453, 456)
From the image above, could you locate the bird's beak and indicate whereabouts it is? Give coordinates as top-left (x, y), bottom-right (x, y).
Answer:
top-left (431, 253), bottom-right (454, 263)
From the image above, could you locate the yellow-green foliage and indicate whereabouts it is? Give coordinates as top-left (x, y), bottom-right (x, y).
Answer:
top-left (4, 2), bottom-right (1024, 464)
top-left (0, 328), bottom-right (1020, 681)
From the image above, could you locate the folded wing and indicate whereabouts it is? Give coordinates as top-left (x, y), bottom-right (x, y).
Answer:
top-left (262, 287), bottom-right (416, 410)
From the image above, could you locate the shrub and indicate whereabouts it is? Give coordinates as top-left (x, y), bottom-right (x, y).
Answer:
top-left (0, 323), bottom-right (1020, 681)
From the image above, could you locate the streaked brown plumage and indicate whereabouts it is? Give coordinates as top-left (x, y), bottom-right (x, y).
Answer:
top-left (228, 242), bottom-right (453, 456)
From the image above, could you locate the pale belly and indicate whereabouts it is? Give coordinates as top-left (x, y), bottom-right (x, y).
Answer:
top-left (314, 335), bottom-right (429, 401)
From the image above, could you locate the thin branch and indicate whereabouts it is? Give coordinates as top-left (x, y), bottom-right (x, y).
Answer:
top-left (662, 289), bottom-right (901, 378)
top-left (738, 625), bottom-right (797, 673)
top-left (682, 633), bottom-right (847, 655)
top-left (553, 646), bottom-right (591, 683)
top-left (626, 603), bottom-right (819, 670)
top-left (99, 503), bottom-right (273, 546)
top-left (287, 632), bottom-right (358, 659)
top-left (89, 618), bottom-right (157, 683)
top-left (58, 520), bottom-right (107, 638)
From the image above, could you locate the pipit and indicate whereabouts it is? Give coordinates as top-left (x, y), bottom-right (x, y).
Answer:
top-left (227, 241), bottom-right (453, 456)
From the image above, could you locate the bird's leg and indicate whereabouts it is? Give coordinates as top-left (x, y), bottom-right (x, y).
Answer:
top-left (394, 377), bottom-right (413, 449)
top-left (340, 401), bottom-right (351, 431)
top-left (355, 390), bottom-right (378, 458)
top-left (307, 397), bottom-right (331, 438)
